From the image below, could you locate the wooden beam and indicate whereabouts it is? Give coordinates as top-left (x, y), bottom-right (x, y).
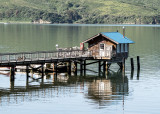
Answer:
top-left (29, 65), bottom-right (42, 70)
top-left (107, 63), bottom-right (111, 70)
top-left (117, 62), bottom-right (123, 71)
top-left (86, 69), bottom-right (98, 73)
top-left (85, 61), bottom-right (99, 66)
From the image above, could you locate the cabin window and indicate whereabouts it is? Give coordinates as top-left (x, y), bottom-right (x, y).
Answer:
top-left (121, 44), bottom-right (124, 52)
top-left (117, 44), bottom-right (120, 53)
top-left (125, 44), bottom-right (128, 52)
top-left (100, 43), bottom-right (104, 50)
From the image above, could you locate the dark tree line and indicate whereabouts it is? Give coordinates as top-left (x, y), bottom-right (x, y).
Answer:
top-left (0, 0), bottom-right (160, 24)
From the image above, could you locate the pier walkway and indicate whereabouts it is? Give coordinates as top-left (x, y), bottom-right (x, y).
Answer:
top-left (0, 50), bottom-right (93, 67)
top-left (0, 49), bottom-right (124, 82)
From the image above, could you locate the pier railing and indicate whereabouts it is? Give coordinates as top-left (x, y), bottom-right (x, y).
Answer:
top-left (0, 50), bottom-right (93, 63)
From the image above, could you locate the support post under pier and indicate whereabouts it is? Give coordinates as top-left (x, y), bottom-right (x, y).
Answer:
top-left (130, 58), bottom-right (134, 71)
top-left (74, 61), bottom-right (77, 75)
top-left (103, 61), bottom-right (106, 76)
top-left (26, 65), bottom-right (29, 87)
top-left (41, 64), bottom-right (44, 77)
top-left (137, 56), bottom-right (140, 71)
top-left (54, 62), bottom-right (57, 76)
top-left (122, 58), bottom-right (125, 73)
top-left (98, 61), bottom-right (101, 76)
top-left (80, 60), bottom-right (83, 76)
top-left (84, 60), bottom-right (86, 76)
top-left (68, 61), bottom-right (71, 75)
top-left (26, 65), bottom-right (29, 77)
top-left (10, 66), bottom-right (15, 82)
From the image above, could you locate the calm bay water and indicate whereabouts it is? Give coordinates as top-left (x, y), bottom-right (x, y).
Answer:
top-left (0, 24), bottom-right (160, 114)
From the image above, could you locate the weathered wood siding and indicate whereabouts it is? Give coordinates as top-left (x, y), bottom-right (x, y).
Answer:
top-left (87, 35), bottom-right (116, 59)
top-left (87, 35), bottom-right (129, 59)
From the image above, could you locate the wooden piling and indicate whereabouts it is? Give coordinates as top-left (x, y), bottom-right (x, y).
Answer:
top-left (80, 60), bottom-right (83, 76)
top-left (10, 66), bottom-right (15, 82)
top-left (26, 65), bottom-right (29, 88)
top-left (55, 62), bottom-right (57, 76)
top-left (137, 70), bottom-right (140, 80)
top-left (98, 61), bottom-right (101, 76)
top-left (123, 58), bottom-right (125, 72)
top-left (41, 74), bottom-right (44, 85)
top-left (103, 61), bottom-right (106, 76)
top-left (137, 56), bottom-right (140, 70)
top-left (131, 70), bottom-right (134, 80)
top-left (74, 61), bottom-right (77, 75)
top-left (26, 71), bottom-right (29, 89)
top-left (53, 63), bottom-right (55, 72)
top-left (137, 68), bottom-right (140, 78)
top-left (10, 81), bottom-right (14, 91)
top-left (130, 58), bottom-right (134, 71)
top-left (53, 63), bottom-right (57, 79)
top-left (106, 62), bottom-right (108, 71)
top-left (84, 60), bottom-right (86, 76)
top-left (41, 64), bottom-right (44, 77)
top-left (68, 61), bottom-right (71, 75)
top-left (26, 65), bottom-right (29, 77)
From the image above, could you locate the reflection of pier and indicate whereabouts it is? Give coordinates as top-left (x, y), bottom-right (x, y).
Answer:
top-left (0, 72), bottom-right (128, 107)
top-left (0, 73), bottom-right (72, 105)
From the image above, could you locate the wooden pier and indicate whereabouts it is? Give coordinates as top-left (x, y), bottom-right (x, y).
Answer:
top-left (0, 31), bottom-right (135, 81)
top-left (0, 49), bottom-right (125, 81)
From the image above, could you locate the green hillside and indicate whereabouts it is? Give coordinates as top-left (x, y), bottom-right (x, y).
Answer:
top-left (0, 0), bottom-right (160, 24)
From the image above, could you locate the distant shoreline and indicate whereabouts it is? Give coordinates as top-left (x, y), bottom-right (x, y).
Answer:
top-left (0, 21), bottom-right (31, 24)
top-left (0, 21), bottom-right (160, 27)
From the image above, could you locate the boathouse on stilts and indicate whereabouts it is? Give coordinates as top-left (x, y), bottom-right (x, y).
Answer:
top-left (81, 31), bottom-right (135, 73)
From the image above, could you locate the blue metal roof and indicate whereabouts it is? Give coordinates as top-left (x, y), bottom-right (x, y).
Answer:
top-left (101, 32), bottom-right (135, 44)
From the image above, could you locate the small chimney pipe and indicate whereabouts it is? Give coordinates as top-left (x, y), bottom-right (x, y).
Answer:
top-left (123, 26), bottom-right (125, 38)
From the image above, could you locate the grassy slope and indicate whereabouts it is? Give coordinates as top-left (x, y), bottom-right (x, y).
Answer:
top-left (0, 0), bottom-right (159, 24)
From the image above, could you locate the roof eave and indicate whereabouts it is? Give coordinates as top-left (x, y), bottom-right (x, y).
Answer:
top-left (82, 32), bottom-right (135, 44)
top-left (82, 33), bottom-right (101, 43)
top-left (101, 34), bottom-right (119, 44)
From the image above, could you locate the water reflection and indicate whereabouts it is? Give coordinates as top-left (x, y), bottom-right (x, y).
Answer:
top-left (87, 72), bottom-right (128, 108)
top-left (0, 72), bottom-right (128, 108)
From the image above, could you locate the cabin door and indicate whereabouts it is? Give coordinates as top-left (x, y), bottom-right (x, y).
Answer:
top-left (106, 45), bottom-right (112, 58)
top-left (99, 43), bottom-right (105, 57)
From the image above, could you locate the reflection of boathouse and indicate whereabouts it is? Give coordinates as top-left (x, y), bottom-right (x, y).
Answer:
top-left (0, 72), bottom-right (128, 108)
top-left (87, 75), bottom-right (128, 102)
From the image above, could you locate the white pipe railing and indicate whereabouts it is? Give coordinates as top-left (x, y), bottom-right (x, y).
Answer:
top-left (0, 50), bottom-right (93, 63)
top-left (0, 50), bottom-right (115, 63)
